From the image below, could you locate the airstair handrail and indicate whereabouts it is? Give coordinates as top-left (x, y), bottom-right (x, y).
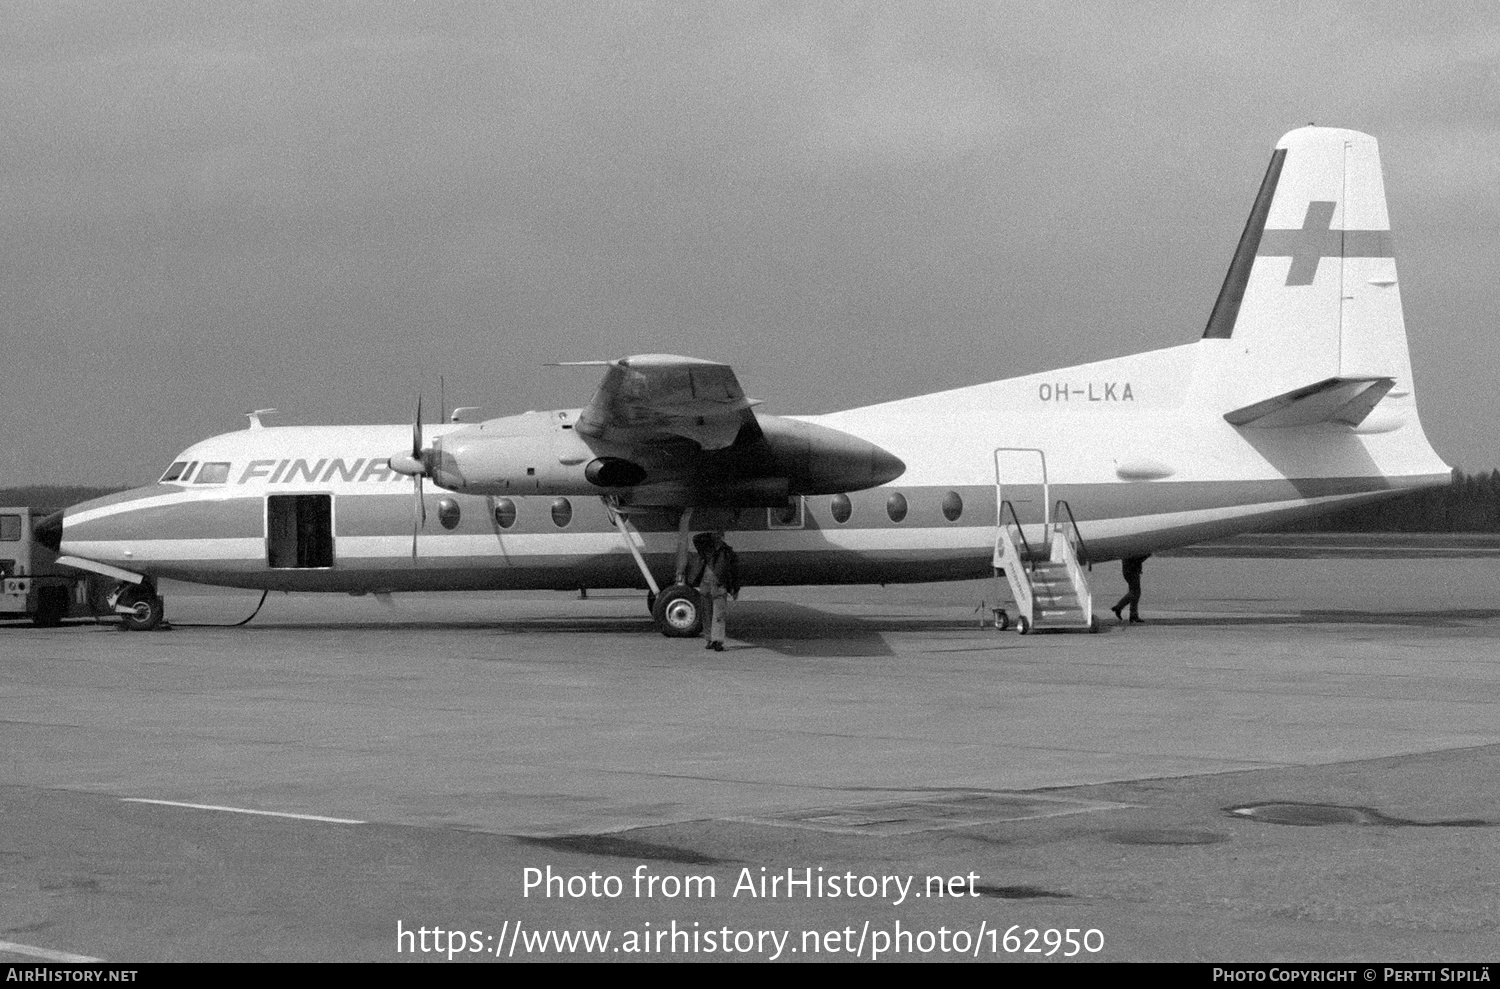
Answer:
top-left (998, 499), bottom-right (1037, 572)
top-left (1053, 499), bottom-right (1092, 569)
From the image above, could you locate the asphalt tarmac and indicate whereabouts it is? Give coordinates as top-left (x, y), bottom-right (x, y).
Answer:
top-left (2, 550), bottom-right (1498, 963)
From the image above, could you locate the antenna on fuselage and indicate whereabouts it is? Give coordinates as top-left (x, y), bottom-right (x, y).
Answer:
top-left (246, 409), bottom-right (278, 429)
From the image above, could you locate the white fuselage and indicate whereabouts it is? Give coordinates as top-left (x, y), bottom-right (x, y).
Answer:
top-left (58, 337), bottom-right (1449, 594)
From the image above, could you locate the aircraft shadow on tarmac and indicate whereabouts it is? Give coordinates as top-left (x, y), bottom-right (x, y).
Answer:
top-left (713, 602), bottom-right (916, 656)
top-left (37, 602), bottom-right (1500, 645)
top-left (1141, 608), bottom-right (1500, 628)
top-left (233, 602), bottom-right (1009, 657)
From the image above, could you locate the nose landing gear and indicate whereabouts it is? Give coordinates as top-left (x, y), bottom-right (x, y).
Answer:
top-left (110, 581), bottom-right (165, 631)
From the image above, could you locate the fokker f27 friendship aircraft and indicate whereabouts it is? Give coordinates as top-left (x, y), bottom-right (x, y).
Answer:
top-left (40, 127), bottom-right (1450, 636)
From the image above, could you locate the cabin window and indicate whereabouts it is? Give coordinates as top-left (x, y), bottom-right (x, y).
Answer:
top-left (0, 515), bottom-right (20, 541)
top-left (437, 498), bottom-right (461, 530)
top-left (886, 492), bottom-right (908, 523)
top-left (196, 462), bottom-right (231, 484)
top-left (767, 498), bottom-right (804, 529)
top-left (550, 497), bottom-right (572, 527)
top-left (942, 491), bottom-right (963, 522)
top-left (160, 461), bottom-right (189, 483)
top-left (829, 493), bottom-right (852, 524)
top-left (494, 498), bottom-right (517, 530)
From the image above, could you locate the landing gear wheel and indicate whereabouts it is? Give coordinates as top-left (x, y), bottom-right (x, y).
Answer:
top-left (652, 584), bottom-right (703, 638)
top-left (993, 609), bottom-right (1010, 631)
top-left (118, 589), bottom-right (164, 631)
top-left (1015, 615), bottom-right (1031, 636)
top-left (32, 586), bottom-right (68, 627)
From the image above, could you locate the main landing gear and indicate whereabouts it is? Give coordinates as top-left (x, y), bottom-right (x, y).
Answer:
top-left (605, 499), bottom-right (712, 638)
top-left (650, 506), bottom-right (707, 637)
top-left (652, 584), bottom-right (704, 638)
top-left (110, 580), bottom-right (165, 631)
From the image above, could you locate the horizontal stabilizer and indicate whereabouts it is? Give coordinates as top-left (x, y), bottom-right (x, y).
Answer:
top-left (1224, 376), bottom-right (1394, 429)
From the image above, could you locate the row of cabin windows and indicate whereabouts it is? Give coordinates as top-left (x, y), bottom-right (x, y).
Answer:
top-left (482, 491), bottom-right (965, 531)
top-left (490, 497), bottom-right (570, 530)
top-left (160, 461), bottom-right (231, 484)
top-left (830, 490), bottom-right (964, 524)
top-left (140, 484), bottom-right (963, 531)
top-left (436, 497), bottom-right (571, 532)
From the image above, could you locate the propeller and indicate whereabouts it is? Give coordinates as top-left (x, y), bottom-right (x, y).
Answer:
top-left (389, 396), bottom-right (432, 561)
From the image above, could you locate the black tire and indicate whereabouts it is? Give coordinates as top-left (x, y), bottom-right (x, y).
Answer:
top-left (1016, 616), bottom-right (1031, 636)
top-left (994, 609), bottom-right (1010, 631)
top-left (118, 590), bottom-right (164, 631)
top-left (32, 586), bottom-right (69, 627)
top-left (652, 584), bottom-right (704, 638)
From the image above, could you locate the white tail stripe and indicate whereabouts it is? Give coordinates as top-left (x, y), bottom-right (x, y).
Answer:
top-left (0, 940), bottom-right (104, 963)
top-left (122, 798), bottom-right (364, 824)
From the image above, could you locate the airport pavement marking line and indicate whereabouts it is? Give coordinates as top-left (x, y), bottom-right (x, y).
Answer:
top-left (0, 940), bottom-right (104, 963)
top-left (120, 798), bottom-right (366, 825)
top-left (738, 792), bottom-right (1136, 836)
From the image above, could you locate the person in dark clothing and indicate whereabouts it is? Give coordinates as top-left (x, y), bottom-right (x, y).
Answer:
top-left (686, 532), bottom-right (740, 650)
top-left (1111, 555), bottom-right (1149, 623)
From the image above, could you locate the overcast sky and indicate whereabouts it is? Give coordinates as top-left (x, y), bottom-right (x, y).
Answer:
top-left (4, 1), bottom-right (1498, 484)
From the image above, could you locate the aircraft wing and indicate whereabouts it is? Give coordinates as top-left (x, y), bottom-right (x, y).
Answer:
top-left (431, 353), bottom-right (902, 505)
top-left (572, 354), bottom-right (759, 450)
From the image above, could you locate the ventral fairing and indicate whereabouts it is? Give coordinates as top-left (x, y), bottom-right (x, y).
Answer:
top-left (46, 128), bottom-right (1449, 635)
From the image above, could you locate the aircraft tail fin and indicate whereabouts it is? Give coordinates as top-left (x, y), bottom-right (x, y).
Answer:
top-left (1203, 127), bottom-right (1416, 413)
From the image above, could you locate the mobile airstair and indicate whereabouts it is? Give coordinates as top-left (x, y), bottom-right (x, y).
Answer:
top-left (992, 449), bottom-right (1098, 634)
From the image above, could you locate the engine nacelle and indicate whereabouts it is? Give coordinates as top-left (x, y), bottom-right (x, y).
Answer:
top-left (752, 415), bottom-right (905, 495)
top-left (426, 407), bottom-right (904, 499)
top-left (432, 411), bottom-right (624, 495)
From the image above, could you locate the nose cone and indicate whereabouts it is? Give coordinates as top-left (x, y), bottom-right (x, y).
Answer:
top-left (869, 446), bottom-right (906, 487)
top-left (54, 485), bottom-right (180, 562)
top-left (33, 510), bottom-right (63, 552)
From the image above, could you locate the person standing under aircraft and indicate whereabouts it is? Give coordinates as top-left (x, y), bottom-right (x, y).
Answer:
top-left (687, 532), bottom-right (739, 651)
top-left (1112, 555), bottom-right (1149, 624)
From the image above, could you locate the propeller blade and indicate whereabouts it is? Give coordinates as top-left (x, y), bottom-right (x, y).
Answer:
top-left (412, 474), bottom-right (425, 561)
top-left (413, 396), bottom-right (423, 460)
top-left (410, 395), bottom-right (428, 563)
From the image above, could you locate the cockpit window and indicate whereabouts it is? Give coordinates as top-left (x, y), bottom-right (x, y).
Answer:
top-left (160, 461), bottom-right (189, 482)
top-left (0, 515), bottom-right (20, 541)
top-left (195, 462), bottom-right (231, 484)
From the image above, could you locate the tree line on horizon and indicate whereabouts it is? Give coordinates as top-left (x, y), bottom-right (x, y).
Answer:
top-left (1275, 469), bottom-right (1500, 533)
top-left (0, 485), bottom-right (127, 514)
top-left (4, 471), bottom-right (1500, 532)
